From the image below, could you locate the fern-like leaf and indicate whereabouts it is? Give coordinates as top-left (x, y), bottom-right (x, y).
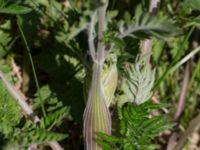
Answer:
top-left (97, 102), bottom-right (172, 150)
top-left (119, 6), bottom-right (180, 39)
top-left (118, 56), bottom-right (155, 106)
top-left (40, 107), bottom-right (70, 129)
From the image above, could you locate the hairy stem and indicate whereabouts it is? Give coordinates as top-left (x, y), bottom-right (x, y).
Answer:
top-left (97, 2), bottom-right (108, 63)
top-left (88, 12), bottom-right (97, 61)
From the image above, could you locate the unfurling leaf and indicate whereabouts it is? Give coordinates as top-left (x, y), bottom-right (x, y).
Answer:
top-left (118, 56), bottom-right (155, 106)
top-left (84, 63), bottom-right (111, 150)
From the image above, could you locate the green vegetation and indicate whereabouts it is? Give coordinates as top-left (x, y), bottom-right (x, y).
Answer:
top-left (0, 0), bottom-right (200, 150)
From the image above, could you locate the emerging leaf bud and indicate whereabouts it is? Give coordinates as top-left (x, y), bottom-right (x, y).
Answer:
top-left (118, 56), bottom-right (155, 106)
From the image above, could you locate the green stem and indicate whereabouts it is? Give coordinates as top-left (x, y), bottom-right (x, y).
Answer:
top-left (169, 46), bottom-right (200, 73)
top-left (154, 26), bottom-right (195, 89)
top-left (17, 17), bottom-right (46, 117)
top-left (188, 57), bottom-right (200, 89)
top-left (111, 0), bottom-right (117, 10)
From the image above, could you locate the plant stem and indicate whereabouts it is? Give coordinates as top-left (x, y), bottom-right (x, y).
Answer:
top-left (17, 17), bottom-right (46, 117)
top-left (0, 71), bottom-right (33, 116)
top-left (149, 0), bottom-right (160, 14)
top-left (154, 26), bottom-right (195, 89)
top-left (111, 0), bottom-right (116, 9)
top-left (166, 62), bottom-right (190, 150)
top-left (97, 2), bottom-right (108, 63)
top-left (88, 12), bottom-right (97, 61)
top-left (140, 0), bottom-right (160, 62)
top-left (0, 71), bottom-right (63, 150)
top-left (84, 63), bottom-right (111, 150)
top-left (174, 62), bottom-right (190, 121)
top-left (169, 46), bottom-right (200, 73)
top-left (174, 112), bottom-right (200, 150)
top-left (84, 2), bottom-right (111, 150)
top-left (188, 58), bottom-right (200, 89)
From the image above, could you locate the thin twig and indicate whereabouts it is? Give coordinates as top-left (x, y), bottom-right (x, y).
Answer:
top-left (167, 133), bottom-right (179, 150)
top-left (167, 29), bottom-right (198, 150)
top-left (169, 46), bottom-right (200, 74)
top-left (0, 71), bottom-right (33, 116)
top-left (16, 17), bottom-right (64, 150)
top-left (174, 62), bottom-right (190, 121)
top-left (174, 113), bottom-right (200, 150)
top-left (153, 27), bottom-right (195, 89)
top-left (166, 62), bottom-right (190, 150)
top-left (0, 71), bottom-right (63, 150)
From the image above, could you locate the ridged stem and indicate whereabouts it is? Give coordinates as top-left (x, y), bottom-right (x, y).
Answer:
top-left (83, 63), bottom-right (111, 150)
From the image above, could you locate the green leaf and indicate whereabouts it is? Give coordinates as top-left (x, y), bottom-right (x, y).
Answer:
top-left (0, 80), bottom-right (21, 128)
top-left (120, 5), bottom-right (181, 39)
top-left (97, 133), bottom-right (121, 150)
top-left (97, 102), bottom-right (171, 149)
top-left (0, 3), bottom-right (31, 15)
top-left (40, 107), bottom-right (70, 129)
top-left (118, 56), bottom-right (156, 106)
top-left (0, 20), bottom-right (13, 58)
top-left (97, 133), bottom-right (121, 143)
top-left (183, 0), bottom-right (200, 11)
top-left (12, 129), bottom-right (67, 146)
top-left (106, 35), bottom-right (126, 49)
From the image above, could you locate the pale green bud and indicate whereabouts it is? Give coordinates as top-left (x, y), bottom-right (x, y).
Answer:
top-left (102, 54), bottom-right (118, 107)
top-left (118, 56), bottom-right (155, 106)
top-left (83, 54), bottom-right (118, 108)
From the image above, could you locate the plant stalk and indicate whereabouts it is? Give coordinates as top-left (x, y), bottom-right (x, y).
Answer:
top-left (84, 2), bottom-right (111, 150)
top-left (0, 71), bottom-right (63, 150)
top-left (83, 63), bottom-right (111, 150)
top-left (174, 113), bottom-right (200, 150)
top-left (17, 17), bottom-right (46, 117)
top-left (140, 0), bottom-right (160, 62)
top-left (97, 2), bottom-right (108, 63)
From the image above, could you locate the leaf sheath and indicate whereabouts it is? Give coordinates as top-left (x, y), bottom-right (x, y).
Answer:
top-left (83, 63), bottom-right (111, 150)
